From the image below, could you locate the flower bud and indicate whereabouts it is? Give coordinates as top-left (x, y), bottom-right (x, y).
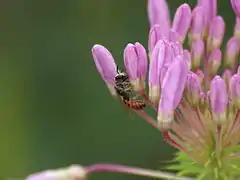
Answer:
top-left (185, 72), bottom-right (202, 106)
top-left (148, 40), bottom-right (174, 104)
top-left (189, 6), bottom-right (205, 43)
top-left (234, 17), bottom-right (240, 39)
top-left (147, 0), bottom-right (170, 36)
top-left (158, 55), bottom-right (188, 129)
top-left (230, 74), bottom-right (240, 108)
top-left (222, 69), bottom-right (232, 90)
top-left (231, 0), bottom-right (240, 18)
top-left (124, 42), bottom-right (148, 92)
top-left (197, 0), bottom-right (217, 36)
top-left (224, 37), bottom-right (240, 68)
top-left (209, 76), bottom-right (228, 124)
top-left (195, 69), bottom-right (204, 85)
top-left (148, 43), bottom-right (161, 104)
top-left (92, 44), bottom-right (117, 96)
top-left (207, 16), bottom-right (225, 53)
top-left (148, 24), bottom-right (163, 53)
top-left (172, 3), bottom-right (191, 43)
top-left (208, 48), bottom-right (222, 76)
top-left (191, 39), bottom-right (204, 70)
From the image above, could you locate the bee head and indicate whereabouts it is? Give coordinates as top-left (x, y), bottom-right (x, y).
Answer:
top-left (115, 66), bottom-right (129, 82)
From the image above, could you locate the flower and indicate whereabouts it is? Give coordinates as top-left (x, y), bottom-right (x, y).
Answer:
top-left (89, 0), bottom-right (240, 179)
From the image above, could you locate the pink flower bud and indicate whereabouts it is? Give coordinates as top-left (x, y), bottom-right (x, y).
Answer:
top-left (234, 17), bottom-right (240, 39)
top-left (231, 0), bottom-right (240, 18)
top-left (230, 74), bottom-right (240, 108)
top-left (210, 76), bottom-right (228, 123)
top-left (224, 37), bottom-right (240, 68)
top-left (158, 55), bottom-right (188, 129)
top-left (195, 69), bottom-right (204, 85)
top-left (148, 24), bottom-right (163, 53)
top-left (207, 16), bottom-right (225, 53)
top-left (148, 40), bottom-right (174, 104)
top-left (92, 44), bottom-right (117, 96)
top-left (124, 42), bottom-right (148, 91)
top-left (185, 72), bottom-right (202, 106)
top-left (197, 0), bottom-right (217, 29)
top-left (172, 3), bottom-right (192, 43)
top-left (147, 0), bottom-right (171, 36)
top-left (222, 69), bottom-right (232, 89)
top-left (189, 6), bottom-right (205, 43)
top-left (191, 39), bottom-right (204, 70)
top-left (208, 48), bottom-right (222, 76)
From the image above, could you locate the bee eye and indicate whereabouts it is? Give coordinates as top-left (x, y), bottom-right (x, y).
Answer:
top-left (115, 75), bottom-right (122, 80)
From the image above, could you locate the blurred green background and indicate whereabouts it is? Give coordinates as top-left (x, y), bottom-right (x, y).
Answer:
top-left (0, 0), bottom-right (235, 179)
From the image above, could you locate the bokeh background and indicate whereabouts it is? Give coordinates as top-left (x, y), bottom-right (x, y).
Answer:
top-left (0, 0), bottom-right (235, 179)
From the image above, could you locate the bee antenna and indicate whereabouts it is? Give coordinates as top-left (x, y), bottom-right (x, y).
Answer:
top-left (117, 65), bottom-right (121, 73)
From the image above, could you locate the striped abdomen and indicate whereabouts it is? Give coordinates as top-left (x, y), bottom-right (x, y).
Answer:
top-left (123, 99), bottom-right (146, 110)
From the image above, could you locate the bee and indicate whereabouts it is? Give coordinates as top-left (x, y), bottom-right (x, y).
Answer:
top-left (114, 66), bottom-right (146, 110)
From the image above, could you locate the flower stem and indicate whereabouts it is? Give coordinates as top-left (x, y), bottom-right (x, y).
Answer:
top-left (86, 163), bottom-right (196, 180)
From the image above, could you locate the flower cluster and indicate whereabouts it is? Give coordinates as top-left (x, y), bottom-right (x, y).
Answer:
top-left (23, 0), bottom-right (240, 180)
top-left (91, 0), bottom-right (240, 179)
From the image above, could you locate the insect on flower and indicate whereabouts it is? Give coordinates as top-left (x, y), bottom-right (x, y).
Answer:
top-left (114, 66), bottom-right (146, 110)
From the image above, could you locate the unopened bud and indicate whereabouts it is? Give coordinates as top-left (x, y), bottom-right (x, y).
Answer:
top-left (224, 37), bottom-right (240, 68)
top-left (210, 76), bottom-right (228, 124)
top-left (124, 42), bottom-right (148, 92)
top-left (172, 3), bottom-right (191, 43)
top-left (208, 48), bottom-right (222, 76)
top-left (207, 16), bottom-right (225, 53)
top-left (92, 45), bottom-right (117, 96)
top-left (188, 6), bottom-right (205, 44)
top-left (195, 69), bottom-right (204, 85)
top-left (149, 40), bottom-right (174, 104)
top-left (158, 55), bottom-right (188, 129)
top-left (191, 39), bottom-right (204, 70)
top-left (185, 72), bottom-right (202, 106)
top-left (222, 69), bottom-right (232, 90)
top-left (147, 0), bottom-right (170, 36)
top-left (234, 17), bottom-right (240, 40)
top-left (230, 74), bottom-right (240, 108)
top-left (148, 25), bottom-right (163, 53)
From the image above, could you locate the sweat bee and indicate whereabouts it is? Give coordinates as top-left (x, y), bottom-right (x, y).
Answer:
top-left (114, 66), bottom-right (146, 110)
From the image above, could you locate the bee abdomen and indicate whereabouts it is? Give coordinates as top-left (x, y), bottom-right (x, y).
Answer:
top-left (123, 99), bottom-right (146, 110)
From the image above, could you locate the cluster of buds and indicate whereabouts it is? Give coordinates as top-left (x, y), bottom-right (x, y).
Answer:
top-left (91, 0), bottom-right (240, 178)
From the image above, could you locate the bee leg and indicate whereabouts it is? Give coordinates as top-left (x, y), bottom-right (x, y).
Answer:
top-left (121, 101), bottom-right (135, 121)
